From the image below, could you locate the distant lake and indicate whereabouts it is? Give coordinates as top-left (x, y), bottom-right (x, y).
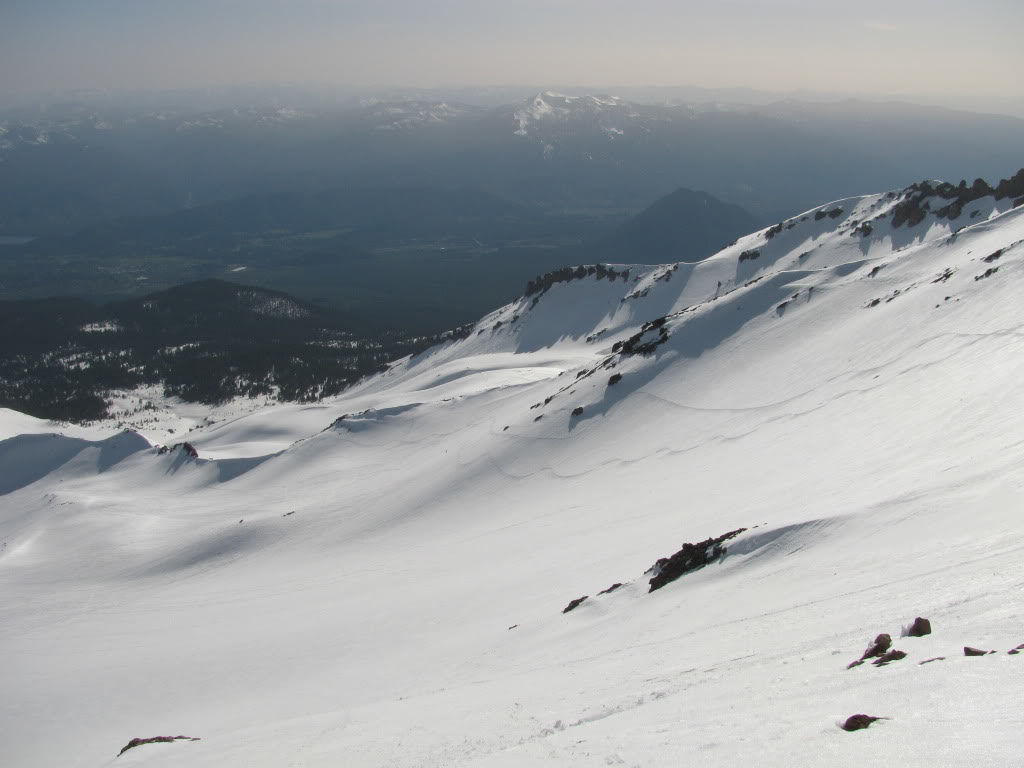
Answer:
top-left (0, 236), bottom-right (35, 245)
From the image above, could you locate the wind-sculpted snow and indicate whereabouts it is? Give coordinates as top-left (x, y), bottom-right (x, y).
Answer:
top-left (3, 179), bottom-right (1024, 767)
top-left (0, 430), bottom-right (150, 495)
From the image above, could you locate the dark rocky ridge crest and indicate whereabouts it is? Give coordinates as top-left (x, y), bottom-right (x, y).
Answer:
top-left (524, 264), bottom-right (629, 299)
top-left (891, 169), bottom-right (1024, 228)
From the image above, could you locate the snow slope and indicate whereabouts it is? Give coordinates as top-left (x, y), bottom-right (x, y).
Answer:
top-left (2, 182), bottom-right (1024, 767)
top-left (0, 407), bottom-right (108, 441)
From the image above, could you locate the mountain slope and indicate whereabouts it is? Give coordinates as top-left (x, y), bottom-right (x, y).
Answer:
top-left (2, 175), bottom-right (1024, 767)
top-left (595, 187), bottom-right (760, 262)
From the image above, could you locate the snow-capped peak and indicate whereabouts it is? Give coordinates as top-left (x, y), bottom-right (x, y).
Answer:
top-left (513, 91), bottom-right (634, 137)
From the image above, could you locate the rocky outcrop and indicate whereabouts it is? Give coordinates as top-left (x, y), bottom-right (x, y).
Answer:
top-left (159, 442), bottom-right (199, 458)
top-left (525, 264), bottom-right (628, 299)
top-left (118, 735), bottom-right (199, 757)
top-left (612, 317), bottom-right (670, 357)
top-left (647, 528), bottom-right (747, 592)
top-left (892, 170), bottom-right (1023, 228)
top-left (848, 633), bottom-right (893, 669)
top-left (562, 596), bottom-right (588, 614)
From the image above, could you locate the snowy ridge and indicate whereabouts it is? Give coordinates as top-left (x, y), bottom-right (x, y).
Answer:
top-left (512, 91), bottom-right (643, 138)
top-left (3, 179), bottom-right (1024, 766)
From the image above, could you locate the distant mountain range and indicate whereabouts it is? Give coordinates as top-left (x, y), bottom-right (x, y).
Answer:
top-left (3, 91), bottom-right (1023, 235)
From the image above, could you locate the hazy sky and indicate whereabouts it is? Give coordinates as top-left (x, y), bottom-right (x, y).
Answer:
top-left (3, 0), bottom-right (1022, 114)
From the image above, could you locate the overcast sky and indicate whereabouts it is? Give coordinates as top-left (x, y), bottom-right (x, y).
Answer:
top-left (3, 0), bottom-right (1022, 114)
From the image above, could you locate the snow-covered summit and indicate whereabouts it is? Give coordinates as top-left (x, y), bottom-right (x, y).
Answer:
top-left (512, 91), bottom-right (644, 138)
top-left (3, 174), bottom-right (1024, 767)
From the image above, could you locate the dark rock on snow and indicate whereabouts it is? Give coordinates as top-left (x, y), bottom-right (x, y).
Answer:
top-left (906, 617), bottom-right (932, 637)
top-left (612, 318), bottom-right (670, 357)
top-left (841, 714), bottom-right (884, 732)
top-left (975, 267), bottom-right (999, 281)
top-left (873, 649), bottom-right (907, 666)
top-left (861, 634), bottom-right (892, 660)
top-left (647, 528), bottom-right (747, 592)
top-left (118, 735), bottom-right (200, 757)
top-left (562, 596), bottom-right (589, 614)
top-left (164, 441), bottom-right (199, 458)
top-left (964, 646), bottom-right (991, 656)
top-left (525, 264), bottom-right (628, 299)
top-left (848, 633), bottom-right (896, 669)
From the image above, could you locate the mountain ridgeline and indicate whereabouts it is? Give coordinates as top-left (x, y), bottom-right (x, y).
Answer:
top-left (3, 90), bottom-right (1024, 327)
top-left (3, 92), bottom-right (1023, 237)
top-left (3, 169), bottom-right (1020, 426)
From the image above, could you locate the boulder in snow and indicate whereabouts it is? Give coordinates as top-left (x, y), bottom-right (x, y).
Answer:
top-left (963, 646), bottom-right (991, 657)
top-left (906, 617), bottom-right (932, 637)
top-left (872, 649), bottom-right (907, 666)
top-left (841, 714), bottom-right (884, 732)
